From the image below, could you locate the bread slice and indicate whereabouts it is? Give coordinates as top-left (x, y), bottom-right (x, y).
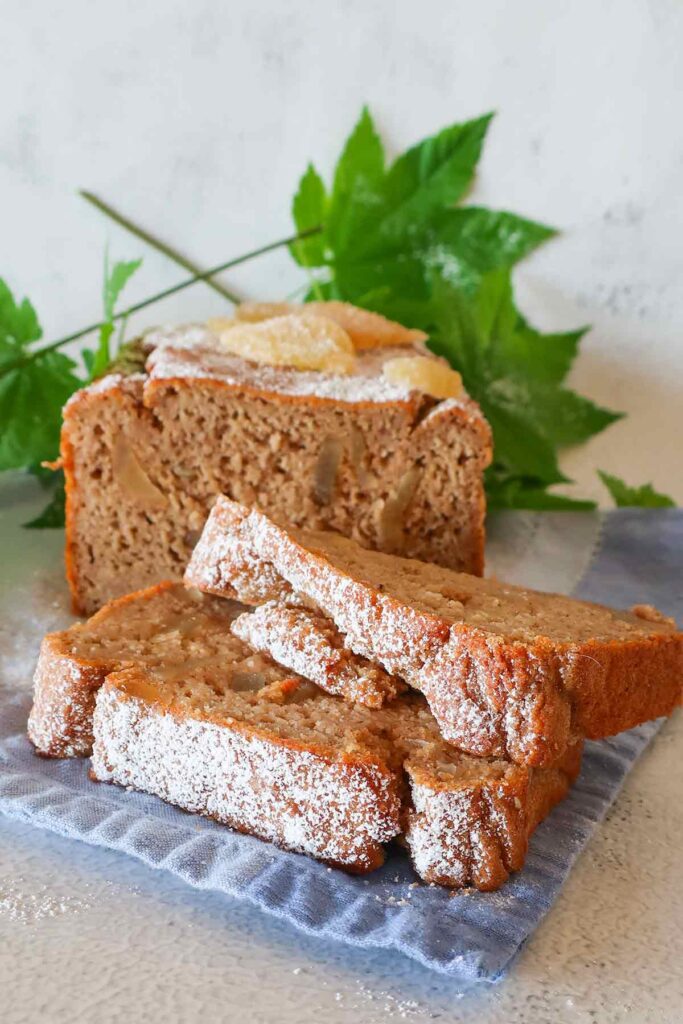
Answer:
top-left (231, 601), bottom-right (406, 708)
top-left (61, 325), bottom-right (492, 614)
top-left (28, 581), bottom-right (249, 758)
top-left (29, 582), bottom-right (579, 888)
top-left (186, 498), bottom-right (683, 767)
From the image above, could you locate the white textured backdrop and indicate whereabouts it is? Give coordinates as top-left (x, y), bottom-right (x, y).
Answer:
top-left (1, 0), bottom-right (681, 503)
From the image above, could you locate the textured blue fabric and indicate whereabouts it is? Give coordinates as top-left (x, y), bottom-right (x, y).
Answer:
top-left (0, 510), bottom-right (680, 983)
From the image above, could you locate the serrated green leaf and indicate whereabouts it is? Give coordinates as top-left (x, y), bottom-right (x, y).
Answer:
top-left (91, 256), bottom-right (142, 380)
top-left (290, 108), bottom-right (558, 327)
top-left (24, 473), bottom-right (66, 528)
top-left (525, 385), bottom-right (623, 447)
top-left (326, 106), bottom-right (385, 255)
top-left (103, 258), bottom-right (142, 320)
top-left (598, 471), bottom-right (676, 508)
top-left (290, 164), bottom-right (327, 267)
top-left (373, 114), bottom-right (494, 247)
top-left (482, 397), bottom-right (567, 484)
top-left (501, 320), bottom-right (587, 385)
top-left (0, 278), bottom-right (42, 355)
top-left (0, 349), bottom-right (81, 470)
top-left (429, 207), bottom-right (557, 290)
top-left (430, 270), bottom-right (621, 499)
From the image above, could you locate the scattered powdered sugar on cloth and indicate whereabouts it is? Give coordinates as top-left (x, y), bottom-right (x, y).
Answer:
top-left (0, 565), bottom-right (73, 695)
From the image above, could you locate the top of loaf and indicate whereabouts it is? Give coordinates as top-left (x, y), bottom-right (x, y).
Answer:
top-left (143, 323), bottom-right (463, 406)
top-left (64, 320), bottom-right (485, 417)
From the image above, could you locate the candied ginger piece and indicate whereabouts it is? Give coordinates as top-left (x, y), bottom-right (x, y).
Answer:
top-left (236, 300), bottom-right (427, 350)
top-left (217, 314), bottom-right (356, 374)
top-left (382, 356), bottom-right (462, 399)
top-left (235, 302), bottom-right (294, 323)
top-left (206, 316), bottom-right (236, 334)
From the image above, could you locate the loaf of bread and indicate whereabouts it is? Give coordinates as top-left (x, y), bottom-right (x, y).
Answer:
top-left (186, 498), bottom-right (683, 767)
top-left (29, 582), bottom-right (579, 888)
top-left (61, 319), bottom-right (491, 615)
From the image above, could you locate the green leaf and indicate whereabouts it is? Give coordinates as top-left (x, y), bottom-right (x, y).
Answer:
top-left (487, 476), bottom-right (597, 510)
top-left (290, 164), bottom-right (327, 268)
top-left (523, 385), bottom-right (623, 448)
top-left (24, 473), bottom-right (66, 528)
top-left (0, 349), bottom-right (81, 470)
top-left (430, 270), bottom-right (621, 503)
top-left (374, 113), bottom-right (494, 246)
top-left (482, 397), bottom-right (567, 484)
top-left (326, 106), bottom-right (385, 255)
top-left (0, 279), bottom-right (81, 471)
top-left (103, 258), bottom-right (142, 320)
top-left (598, 471), bottom-right (676, 508)
top-left (290, 108), bottom-right (558, 326)
top-left (429, 207), bottom-right (557, 291)
top-left (503, 322), bottom-right (586, 385)
top-left (91, 256), bottom-right (142, 380)
top-left (0, 278), bottom-right (42, 355)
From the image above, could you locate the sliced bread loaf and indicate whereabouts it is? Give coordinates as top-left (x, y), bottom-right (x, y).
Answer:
top-left (29, 582), bottom-right (579, 888)
top-left (186, 498), bottom-right (683, 766)
top-left (62, 322), bottom-right (491, 614)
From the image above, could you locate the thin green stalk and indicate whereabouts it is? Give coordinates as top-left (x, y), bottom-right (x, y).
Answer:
top-left (80, 190), bottom-right (241, 304)
top-left (4, 227), bottom-right (322, 374)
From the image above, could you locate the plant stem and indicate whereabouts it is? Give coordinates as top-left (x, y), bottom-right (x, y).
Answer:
top-left (80, 191), bottom-right (241, 304)
top-left (5, 227), bottom-right (322, 373)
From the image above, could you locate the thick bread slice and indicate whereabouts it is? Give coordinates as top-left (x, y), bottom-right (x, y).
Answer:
top-left (30, 583), bottom-right (579, 888)
top-left (186, 498), bottom-right (683, 767)
top-left (92, 673), bottom-right (402, 874)
top-left (232, 602), bottom-right (406, 708)
top-left (61, 327), bottom-right (491, 615)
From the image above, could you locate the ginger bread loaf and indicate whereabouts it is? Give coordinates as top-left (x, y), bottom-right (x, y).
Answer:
top-left (61, 313), bottom-right (491, 615)
top-left (29, 582), bottom-right (579, 888)
top-left (186, 498), bottom-right (683, 767)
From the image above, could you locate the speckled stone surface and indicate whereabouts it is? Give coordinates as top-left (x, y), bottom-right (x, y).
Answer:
top-left (1, 475), bottom-right (681, 1023)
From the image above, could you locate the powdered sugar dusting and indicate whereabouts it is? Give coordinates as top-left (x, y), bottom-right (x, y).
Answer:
top-left (92, 686), bottom-right (401, 870)
top-left (142, 323), bottom-right (446, 404)
top-left (232, 602), bottom-right (404, 708)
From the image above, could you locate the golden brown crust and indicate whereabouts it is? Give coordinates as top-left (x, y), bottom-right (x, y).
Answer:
top-left (404, 741), bottom-right (582, 890)
top-left (91, 677), bottom-right (402, 874)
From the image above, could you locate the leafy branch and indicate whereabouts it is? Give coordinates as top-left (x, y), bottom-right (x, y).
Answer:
top-left (0, 227), bottom-right (321, 379)
top-left (288, 107), bottom-right (674, 509)
top-left (0, 104), bottom-right (675, 526)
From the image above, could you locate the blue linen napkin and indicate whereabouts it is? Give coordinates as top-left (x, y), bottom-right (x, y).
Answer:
top-left (0, 510), bottom-right (679, 984)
